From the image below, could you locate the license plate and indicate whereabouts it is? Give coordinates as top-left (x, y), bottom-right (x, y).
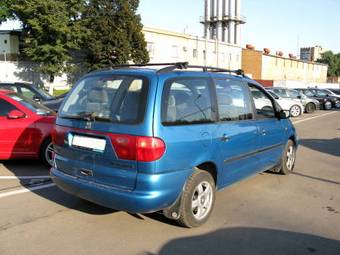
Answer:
top-left (70, 135), bottom-right (106, 152)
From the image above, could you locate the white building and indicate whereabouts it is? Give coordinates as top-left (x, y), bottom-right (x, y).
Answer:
top-left (0, 30), bottom-right (20, 61)
top-left (143, 26), bottom-right (242, 70)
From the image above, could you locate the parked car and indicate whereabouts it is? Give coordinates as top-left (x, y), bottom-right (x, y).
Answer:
top-left (327, 88), bottom-right (340, 96)
top-left (295, 88), bottom-right (340, 110)
top-left (266, 87), bottom-right (320, 113)
top-left (51, 63), bottom-right (298, 228)
top-left (322, 88), bottom-right (340, 99)
top-left (0, 90), bottom-right (56, 166)
top-left (254, 90), bottom-right (304, 117)
top-left (0, 82), bottom-right (67, 111)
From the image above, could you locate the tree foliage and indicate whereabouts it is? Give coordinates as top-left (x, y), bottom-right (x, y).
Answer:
top-left (317, 51), bottom-right (340, 77)
top-left (82, 0), bottom-right (149, 70)
top-left (2, 0), bottom-right (149, 81)
top-left (9, 0), bottom-right (86, 82)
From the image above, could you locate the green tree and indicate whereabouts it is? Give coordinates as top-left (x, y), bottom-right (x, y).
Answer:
top-left (11, 0), bottom-right (86, 82)
top-left (317, 51), bottom-right (340, 77)
top-left (82, 0), bottom-right (149, 70)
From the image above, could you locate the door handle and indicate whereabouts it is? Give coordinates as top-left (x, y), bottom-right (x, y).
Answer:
top-left (220, 134), bottom-right (230, 142)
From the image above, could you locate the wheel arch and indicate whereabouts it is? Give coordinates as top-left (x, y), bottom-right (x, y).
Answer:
top-left (195, 161), bottom-right (218, 187)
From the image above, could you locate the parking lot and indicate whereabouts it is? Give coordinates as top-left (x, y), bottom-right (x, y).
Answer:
top-left (0, 110), bottom-right (339, 255)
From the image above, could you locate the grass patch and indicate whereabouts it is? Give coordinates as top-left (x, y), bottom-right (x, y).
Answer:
top-left (53, 89), bottom-right (70, 97)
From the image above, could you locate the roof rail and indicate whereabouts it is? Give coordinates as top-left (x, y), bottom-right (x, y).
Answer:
top-left (88, 62), bottom-right (248, 78)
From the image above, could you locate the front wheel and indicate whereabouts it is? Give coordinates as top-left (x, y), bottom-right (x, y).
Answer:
top-left (289, 105), bottom-right (302, 117)
top-left (177, 170), bottom-right (216, 228)
top-left (305, 103), bottom-right (316, 113)
top-left (278, 140), bottom-right (296, 175)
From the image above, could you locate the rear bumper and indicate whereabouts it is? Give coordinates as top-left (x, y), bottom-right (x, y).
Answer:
top-left (51, 167), bottom-right (192, 213)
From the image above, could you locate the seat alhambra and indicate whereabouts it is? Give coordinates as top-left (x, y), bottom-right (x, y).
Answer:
top-left (51, 63), bottom-right (298, 227)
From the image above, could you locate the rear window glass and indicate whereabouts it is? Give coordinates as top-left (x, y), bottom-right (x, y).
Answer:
top-left (161, 78), bottom-right (214, 125)
top-left (60, 75), bottom-right (148, 124)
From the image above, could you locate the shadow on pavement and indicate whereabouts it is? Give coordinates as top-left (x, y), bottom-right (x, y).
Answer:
top-left (1, 160), bottom-right (116, 215)
top-left (299, 138), bottom-right (340, 157)
top-left (292, 172), bottom-right (340, 186)
top-left (146, 227), bottom-right (340, 255)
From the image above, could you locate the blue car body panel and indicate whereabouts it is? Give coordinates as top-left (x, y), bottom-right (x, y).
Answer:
top-left (51, 68), bottom-right (298, 214)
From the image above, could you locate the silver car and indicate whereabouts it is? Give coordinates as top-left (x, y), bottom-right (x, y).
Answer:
top-left (266, 87), bottom-right (320, 113)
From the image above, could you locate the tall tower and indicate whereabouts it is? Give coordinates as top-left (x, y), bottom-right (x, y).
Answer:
top-left (202, 0), bottom-right (246, 44)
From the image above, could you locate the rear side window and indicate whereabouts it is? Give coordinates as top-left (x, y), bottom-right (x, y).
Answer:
top-left (60, 75), bottom-right (148, 124)
top-left (215, 79), bottom-right (253, 121)
top-left (162, 78), bottom-right (214, 126)
top-left (20, 87), bottom-right (36, 100)
top-left (0, 98), bottom-right (17, 116)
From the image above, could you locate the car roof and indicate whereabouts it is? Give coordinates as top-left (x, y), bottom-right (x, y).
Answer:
top-left (0, 82), bottom-right (33, 86)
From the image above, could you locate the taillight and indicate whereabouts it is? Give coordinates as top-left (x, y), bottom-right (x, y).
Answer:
top-left (109, 134), bottom-right (165, 162)
top-left (52, 125), bottom-right (69, 146)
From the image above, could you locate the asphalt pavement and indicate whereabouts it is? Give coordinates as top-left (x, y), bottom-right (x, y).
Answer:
top-left (0, 110), bottom-right (339, 255)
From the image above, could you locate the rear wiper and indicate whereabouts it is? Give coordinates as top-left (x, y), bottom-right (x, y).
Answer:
top-left (61, 112), bottom-right (111, 122)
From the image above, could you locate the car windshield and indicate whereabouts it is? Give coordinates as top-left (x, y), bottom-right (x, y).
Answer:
top-left (7, 93), bottom-right (54, 115)
top-left (60, 75), bottom-right (148, 124)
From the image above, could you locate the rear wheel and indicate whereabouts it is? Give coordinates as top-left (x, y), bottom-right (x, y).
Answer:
top-left (177, 169), bottom-right (215, 228)
top-left (40, 139), bottom-right (54, 167)
top-left (278, 140), bottom-right (296, 175)
top-left (305, 103), bottom-right (316, 113)
top-left (289, 105), bottom-right (302, 117)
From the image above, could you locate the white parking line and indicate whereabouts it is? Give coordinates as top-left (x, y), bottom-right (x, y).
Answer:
top-left (292, 111), bottom-right (339, 125)
top-left (0, 183), bottom-right (56, 199)
top-left (0, 176), bottom-right (51, 180)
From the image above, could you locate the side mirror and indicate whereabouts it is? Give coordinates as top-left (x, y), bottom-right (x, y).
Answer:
top-left (297, 95), bottom-right (302, 99)
top-left (7, 110), bottom-right (26, 119)
top-left (278, 110), bottom-right (290, 119)
top-left (33, 95), bottom-right (42, 102)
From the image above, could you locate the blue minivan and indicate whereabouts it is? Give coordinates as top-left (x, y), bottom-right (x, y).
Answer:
top-left (51, 63), bottom-right (298, 227)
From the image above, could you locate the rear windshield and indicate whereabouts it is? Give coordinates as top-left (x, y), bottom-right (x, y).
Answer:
top-left (59, 75), bottom-right (148, 124)
top-left (7, 93), bottom-right (54, 115)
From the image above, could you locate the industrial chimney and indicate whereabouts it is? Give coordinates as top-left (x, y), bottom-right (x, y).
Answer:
top-left (202, 0), bottom-right (246, 45)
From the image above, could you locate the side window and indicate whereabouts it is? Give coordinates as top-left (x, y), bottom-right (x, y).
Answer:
top-left (249, 85), bottom-right (276, 118)
top-left (287, 90), bottom-right (300, 98)
top-left (0, 99), bottom-right (17, 116)
top-left (20, 87), bottom-right (36, 100)
top-left (215, 79), bottom-right (253, 121)
top-left (162, 78), bottom-right (214, 125)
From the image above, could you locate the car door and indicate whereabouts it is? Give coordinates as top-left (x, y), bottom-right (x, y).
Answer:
top-left (213, 77), bottom-right (261, 188)
top-left (248, 84), bottom-right (286, 171)
top-left (0, 97), bottom-right (36, 159)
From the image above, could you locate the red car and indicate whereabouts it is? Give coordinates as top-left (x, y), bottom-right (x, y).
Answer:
top-left (0, 90), bottom-right (56, 166)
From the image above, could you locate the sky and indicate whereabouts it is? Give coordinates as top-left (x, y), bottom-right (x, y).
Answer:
top-left (138, 0), bottom-right (340, 55)
top-left (1, 0), bottom-right (339, 55)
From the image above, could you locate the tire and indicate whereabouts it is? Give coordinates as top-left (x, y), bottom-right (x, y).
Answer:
top-left (305, 103), bottom-right (316, 113)
top-left (335, 100), bottom-right (340, 109)
top-left (177, 169), bottom-right (216, 228)
top-left (40, 139), bottom-right (54, 167)
top-left (289, 105), bottom-right (302, 117)
top-left (278, 140), bottom-right (296, 175)
top-left (324, 101), bottom-right (332, 110)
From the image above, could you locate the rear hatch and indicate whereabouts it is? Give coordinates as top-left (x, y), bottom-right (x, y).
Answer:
top-left (53, 74), bottom-right (152, 191)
